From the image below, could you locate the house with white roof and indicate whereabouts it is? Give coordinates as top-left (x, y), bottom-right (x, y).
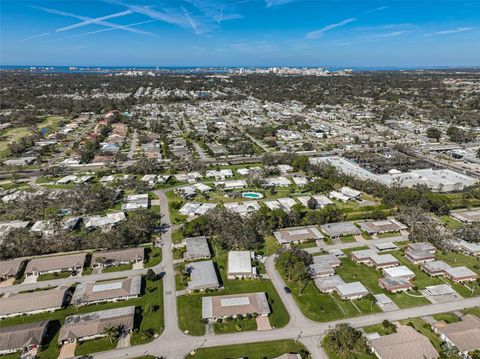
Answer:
top-left (227, 251), bottom-right (256, 279)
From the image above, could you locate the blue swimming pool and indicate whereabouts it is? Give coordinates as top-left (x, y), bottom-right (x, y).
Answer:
top-left (242, 192), bottom-right (264, 199)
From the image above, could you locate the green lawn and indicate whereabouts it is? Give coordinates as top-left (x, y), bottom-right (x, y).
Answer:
top-left (213, 316), bottom-right (258, 334)
top-left (363, 322), bottom-right (396, 336)
top-left (102, 263), bottom-right (133, 273)
top-left (260, 235), bottom-right (282, 256)
top-left (340, 235), bottom-right (356, 243)
top-left (185, 340), bottom-right (308, 359)
top-left (37, 271), bottom-right (71, 281)
top-left (75, 337), bottom-right (117, 356)
top-left (433, 312), bottom-right (460, 323)
top-left (439, 215), bottom-right (463, 230)
top-left (1, 277), bottom-right (163, 357)
top-left (377, 231), bottom-right (401, 238)
top-left (0, 126), bottom-right (31, 158)
top-left (144, 246), bottom-right (162, 268)
top-left (462, 307), bottom-right (480, 317)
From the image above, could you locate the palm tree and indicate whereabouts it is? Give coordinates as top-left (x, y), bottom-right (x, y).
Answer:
top-left (103, 326), bottom-right (117, 344)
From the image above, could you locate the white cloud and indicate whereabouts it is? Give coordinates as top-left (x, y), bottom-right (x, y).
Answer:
top-left (67, 20), bottom-right (157, 38)
top-left (265, 0), bottom-right (297, 8)
top-left (56, 10), bottom-right (133, 32)
top-left (425, 27), bottom-right (475, 36)
top-left (306, 18), bottom-right (357, 39)
top-left (366, 6), bottom-right (388, 13)
top-left (20, 32), bottom-right (50, 42)
top-left (32, 6), bottom-right (154, 36)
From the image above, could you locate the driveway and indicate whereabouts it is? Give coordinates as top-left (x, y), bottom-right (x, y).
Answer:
top-left (58, 342), bottom-right (76, 359)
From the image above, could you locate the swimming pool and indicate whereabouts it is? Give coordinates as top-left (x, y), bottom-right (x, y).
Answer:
top-left (242, 192), bottom-right (264, 199)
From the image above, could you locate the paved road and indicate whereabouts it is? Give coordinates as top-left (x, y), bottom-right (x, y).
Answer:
top-left (127, 129), bottom-right (138, 160)
top-left (193, 142), bottom-right (211, 161)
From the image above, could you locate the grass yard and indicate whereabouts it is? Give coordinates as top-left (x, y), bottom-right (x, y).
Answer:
top-left (185, 340), bottom-right (308, 359)
top-left (439, 215), bottom-right (463, 230)
top-left (1, 277), bottom-right (163, 358)
top-left (261, 235), bottom-right (282, 256)
top-left (363, 322), bottom-right (396, 336)
top-left (213, 316), bottom-right (258, 334)
top-left (0, 126), bottom-right (31, 158)
top-left (144, 246), bottom-right (162, 268)
top-left (102, 263), bottom-right (133, 273)
top-left (462, 307), bottom-right (480, 317)
top-left (75, 337), bottom-right (117, 356)
top-left (37, 271), bottom-right (71, 281)
top-left (377, 231), bottom-right (401, 238)
top-left (339, 235), bottom-right (356, 243)
top-left (433, 312), bottom-right (461, 323)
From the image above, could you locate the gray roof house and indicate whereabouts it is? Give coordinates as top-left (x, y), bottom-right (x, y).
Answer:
top-left (184, 236), bottom-right (211, 261)
top-left (320, 221), bottom-right (361, 238)
top-left (202, 292), bottom-right (270, 320)
top-left (187, 260), bottom-right (220, 291)
top-left (71, 276), bottom-right (142, 306)
top-left (0, 321), bottom-right (50, 355)
top-left (25, 253), bottom-right (86, 276)
top-left (58, 306), bottom-right (136, 344)
top-left (0, 258), bottom-right (24, 280)
top-left (91, 247), bottom-right (144, 268)
top-left (0, 285), bottom-right (69, 318)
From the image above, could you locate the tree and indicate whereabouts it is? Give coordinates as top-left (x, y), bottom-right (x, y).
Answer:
top-left (426, 127), bottom-right (442, 141)
top-left (456, 223), bottom-right (480, 243)
top-left (103, 326), bottom-right (117, 344)
top-left (146, 269), bottom-right (157, 281)
top-left (275, 247), bottom-right (312, 292)
top-left (323, 323), bottom-right (369, 358)
top-left (307, 197), bottom-right (318, 210)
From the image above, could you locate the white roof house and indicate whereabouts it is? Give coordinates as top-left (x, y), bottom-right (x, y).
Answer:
top-left (214, 180), bottom-right (248, 190)
top-left (179, 202), bottom-right (217, 217)
top-left (264, 198), bottom-right (297, 212)
top-left (263, 177), bottom-right (291, 187)
top-left (227, 251), bottom-right (256, 278)
top-left (383, 265), bottom-right (415, 279)
top-left (224, 201), bottom-right (260, 216)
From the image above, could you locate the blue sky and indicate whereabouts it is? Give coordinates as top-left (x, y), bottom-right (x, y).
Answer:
top-left (1, 0), bottom-right (479, 67)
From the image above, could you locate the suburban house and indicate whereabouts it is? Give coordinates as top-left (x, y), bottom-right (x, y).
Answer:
top-left (273, 226), bottom-right (324, 245)
top-left (432, 314), bottom-right (480, 357)
top-left (444, 266), bottom-right (478, 283)
top-left (320, 221), bottom-right (361, 239)
top-left (351, 249), bottom-right (400, 269)
top-left (214, 180), bottom-right (248, 190)
top-left (405, 250), bottom-right (436, 264)
top-left (0, 286), bottom-right (69, 318)
top-left (201, 292), bottom-right (270, 321)
top-left (297, 195), bottom-right (333, 209)
top-left (0, 258), bottom-right (24, 280)
top-left (382, 266), bottom-right (415, 280)
top-left (264, 198), bottom-right (297, 212)
top-left (308, 254), bottom-right (341, 278)
top-left (420, 260), bottom-right (478, 282)
top-left (186, 260), bottom-right (221, 291)
top-left (25, 253), bottom-right (86, 276)
top-left (224, 201), bottom-right (260, 216)
top-left (91, 247), bottom-right (145, 268)
top-left (314, 275), bottom-right (368, 299)
top-left (406, 242), bottom-right (436, 253)
top-left (0, 321), bottom-right (51, 356)
top-left (263, 176), bottom-right (291, 187)
top-left (369, 325), bottom-right (439, 359)
top-left (227, 251), bottom-right (256, 279)
top-left (357, 218), bottom-right (406, 235)
top-left (450, 209), bottom-right (480, 223)
top-left (453, 240), bottom-right (480, 257)
top-left (71, 276), bottom-right (142, 306)
top-left (58, 306), bottom-right (136, 344)
top-left (122, 194), bottom-right (149, 211)
top-left (379, 277), bottom-right (414, 292)
top-left (84, 212), bottom-right (126, 231)
top-left (179, 202), bottom-right (217, 217)
top-left (183, 236), bottom-right (211, 261)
